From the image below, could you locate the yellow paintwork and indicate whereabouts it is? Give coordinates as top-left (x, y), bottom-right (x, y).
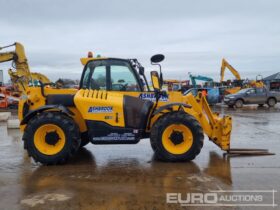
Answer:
top-left (13, 52), bottom-right (233, 153)
top-left (74, 89), bottom-right (125, 127)
top-left (19, 84), bottom-right (232, 151)
top-left (80, 57), bottom-right (107, 66)
top-left (19, 83), bottom-right (232, 150)
top-left (220, 58), bottom-right (241, 83)
top-left (19, 87), bottom-right (79, 131)
top-left (225, 86), bottom-right (242, 95)
top-left (151, 72), bottom-right (160, 90)
top-left (34, 124), bottom-right (66, 155)
top-left (30, 72), bottom-right (51, 84)
top-left (162, 124), bottom-right (193, 155)
top-left (248, 80), bottom-right (264, 88)
top-left (221, 58), bottom-right (265, 94)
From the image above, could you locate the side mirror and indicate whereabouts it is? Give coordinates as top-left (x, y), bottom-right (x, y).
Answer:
top-left (151, 54), bottom-right (165, 63)
top-left (139, 66), bottom-right (145, 75)
top-left (150, 71), bottom-right (161, 91)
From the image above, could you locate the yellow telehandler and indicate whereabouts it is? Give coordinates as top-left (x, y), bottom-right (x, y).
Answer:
top-left (13, 49), bottom-right (232, 164)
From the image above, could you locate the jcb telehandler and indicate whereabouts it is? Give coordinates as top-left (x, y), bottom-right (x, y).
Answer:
top-left (14, 49), bottom-right (232, 164)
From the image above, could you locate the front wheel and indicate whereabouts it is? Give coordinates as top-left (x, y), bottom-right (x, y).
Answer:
top-left (23, 112), bottom-right (81, 165)
top-left (150, 112), bottom-right (204, 161)
top-left (267, 98), bottom-right (276, 107)
top-left (235, 99), bottom-right (243, 108)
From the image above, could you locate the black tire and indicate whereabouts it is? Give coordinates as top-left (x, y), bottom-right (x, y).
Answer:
top-left (258, 104), bottom-right (264, 107)
top-left (228, 105), bottom-right (234, 108)
top-left (235, 99), bottom-right (243, 108)
top-left (150, 111), bottom-right (204, 162)
top-left (267, 98), bottom-right (276, 107)
top-left (22, 112), bottom-right (81, 165)
top-left (80, 132), bottom-right (90, 148)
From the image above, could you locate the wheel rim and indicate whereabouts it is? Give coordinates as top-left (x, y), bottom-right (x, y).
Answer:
top-left (236, 100), bottom-right (242, 107)
top-left (34, 124), bottom-right (66, 155)
top-left (162, 124), bottom-right (193, 155)
top-left (269, 99), bottom-right (275, 106)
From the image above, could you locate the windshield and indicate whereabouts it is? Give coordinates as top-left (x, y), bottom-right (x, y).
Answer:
top-left (81, 59), bottom-right (141, 91)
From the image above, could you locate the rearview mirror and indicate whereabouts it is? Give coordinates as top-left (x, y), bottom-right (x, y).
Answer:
top-left (150, 71), bottom-right (161, 91)
top-left (151, 54), bottom-right (165, 63)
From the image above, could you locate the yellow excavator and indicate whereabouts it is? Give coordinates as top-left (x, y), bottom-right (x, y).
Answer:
top-left (0, 43), bottom-right (51, 94)
top-left (220, 58), bottom-right (242, 83)
top-left (220, 58), bottom-right (264, 94)
top-left (220, 58), bottom-right (242, 94)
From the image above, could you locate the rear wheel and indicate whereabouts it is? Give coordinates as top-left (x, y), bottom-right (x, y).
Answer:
top-left (150, 112), bottom-right (204, 161)
top-left (23, 112), bottom-right (81, 165)
top-left (235, 99), bottom-right (243, 108)
top-left (267, 98), bottom-right (276, 107)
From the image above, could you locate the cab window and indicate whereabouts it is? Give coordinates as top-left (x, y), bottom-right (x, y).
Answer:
top-left (111, 64), bottom-right (140, 91)
top-left (90, 66), bottom-right (106, 90)
top-left (81, 60), bottom-right (141, 91)
top-left (81, 66), bottom-right (91, 89)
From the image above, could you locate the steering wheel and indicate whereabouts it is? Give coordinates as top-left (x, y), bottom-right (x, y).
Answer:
top-left (112, 83), bottom-right (128, 91)
top-left (120, 83), bottom-right (128, 91)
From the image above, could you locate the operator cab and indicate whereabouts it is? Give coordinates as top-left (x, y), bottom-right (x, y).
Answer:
top-left (75, 55), bottom-right (165, 144)
top-left (80, 58), bottom-right (147, 92)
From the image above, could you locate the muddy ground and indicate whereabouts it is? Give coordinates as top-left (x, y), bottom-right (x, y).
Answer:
top-left (0, 105), bottom-right (279, 210)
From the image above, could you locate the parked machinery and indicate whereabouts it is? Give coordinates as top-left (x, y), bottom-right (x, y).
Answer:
top-left (163, 79), bottom-right (190, 92)
top-left (0, 43), bottom-right (51, 94)
top-left (189, 73), bottom-right (214, 88)
top-left (220, 58), bottom-right (264, 94)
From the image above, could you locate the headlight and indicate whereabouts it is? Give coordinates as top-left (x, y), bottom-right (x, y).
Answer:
top-left (229, 96), bottom-right (235, 99)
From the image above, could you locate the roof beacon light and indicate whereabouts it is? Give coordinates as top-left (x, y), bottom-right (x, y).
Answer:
top-left (88, 51), bottom-right (93, 58)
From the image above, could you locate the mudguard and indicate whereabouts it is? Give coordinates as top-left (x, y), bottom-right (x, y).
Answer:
top-left (20, 105), bottom-right (74, 125)
top-left (153, 102), bottom-right (192, 116)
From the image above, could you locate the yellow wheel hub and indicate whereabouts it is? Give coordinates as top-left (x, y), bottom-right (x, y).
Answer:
top-left (34, 124), bottom-right (66, 155)
top-left (162, 124), bottom-right (193, 155)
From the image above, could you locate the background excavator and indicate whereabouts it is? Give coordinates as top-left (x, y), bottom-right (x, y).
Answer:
top-left (189, 73), bottom-right (214, 88)
top-left (220, 58), bottom-right (264, 94)
top-left (0, 43), bottom-right (51, 95)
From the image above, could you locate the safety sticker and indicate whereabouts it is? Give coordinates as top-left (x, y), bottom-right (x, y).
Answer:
top-left (92, 133), bottom-right (135, 141)
top-left (139, 93), bottom-right (168, 102)
top-left (88, 106), bottom-right (113, 113)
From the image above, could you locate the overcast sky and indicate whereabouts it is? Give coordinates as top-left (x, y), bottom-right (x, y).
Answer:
top-left (0, 0), bottom-right (279, 82)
